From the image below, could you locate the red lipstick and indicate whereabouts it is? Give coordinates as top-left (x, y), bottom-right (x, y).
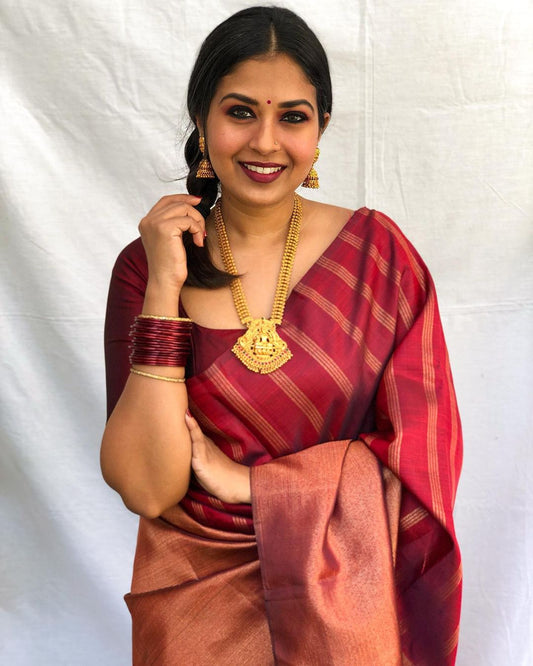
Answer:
top-left (239, 161), bottom-right (286, 183)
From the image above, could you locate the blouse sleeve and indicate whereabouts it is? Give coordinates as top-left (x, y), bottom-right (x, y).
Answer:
top-left (104, 238), bottom-right (148, 419)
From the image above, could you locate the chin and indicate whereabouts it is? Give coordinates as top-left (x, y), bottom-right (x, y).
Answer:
top-left (228, 187), bottom-right (296, 209)
top-left (220, 174), bottom-right (303, 207)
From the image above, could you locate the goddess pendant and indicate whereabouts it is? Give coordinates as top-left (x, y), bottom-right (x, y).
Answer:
top-left (232, 318), bottom-right (292, 374)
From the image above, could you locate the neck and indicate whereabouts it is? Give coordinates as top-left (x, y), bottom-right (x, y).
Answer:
top-left (217, 190), bottom-right (297, 245)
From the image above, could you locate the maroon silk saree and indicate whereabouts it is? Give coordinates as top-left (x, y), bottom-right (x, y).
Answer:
top-left (105, 208), bottom-right (462, 665)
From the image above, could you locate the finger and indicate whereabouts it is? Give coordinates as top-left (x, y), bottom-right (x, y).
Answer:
top-left (161, 207), bottom-right (206, 246)
top-left (147, 194), bottom-right (202, 216)
top-left (168, 215), bottom-right (204, 239)
top-left (184, 410), bottom-right (203, 440)
top-left (151, 203), bottom-right (206, 247)
top-left (190, 223), bottom-right (207, 248)
top-left (139, 213), bottom-right (205, 248)
top-left (157, 201), bottom-right (205, 224)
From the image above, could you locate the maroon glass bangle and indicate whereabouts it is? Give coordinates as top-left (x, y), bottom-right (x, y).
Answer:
top-left (129, 315), bottom-right (193, 367)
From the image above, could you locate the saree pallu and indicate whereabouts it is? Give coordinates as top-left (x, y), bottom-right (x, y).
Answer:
top-left (105, 207), bottom-right (463, 665)
top-left (125, 441), bottom-right (402, 665)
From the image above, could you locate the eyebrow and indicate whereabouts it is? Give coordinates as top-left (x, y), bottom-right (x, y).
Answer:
top-left (219, 93), bottom-right (315, 113)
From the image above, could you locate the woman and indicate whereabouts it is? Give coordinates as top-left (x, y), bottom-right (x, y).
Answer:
top-left (101, 6), bottom-right (462, 665)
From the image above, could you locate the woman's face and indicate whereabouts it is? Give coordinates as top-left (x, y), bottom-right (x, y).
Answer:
top-left (202, 53), bottom-right (328, 209)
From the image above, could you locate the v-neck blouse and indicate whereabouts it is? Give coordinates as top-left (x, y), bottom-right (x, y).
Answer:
top-left (184, 209), bottom-right (360, 376)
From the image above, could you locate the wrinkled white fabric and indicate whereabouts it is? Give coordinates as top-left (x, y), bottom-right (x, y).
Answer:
top-left (1, 1), bottom-right (531, 664)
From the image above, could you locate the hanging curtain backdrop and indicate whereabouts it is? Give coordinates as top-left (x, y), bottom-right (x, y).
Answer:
top-left (1, 1), bottom-right (531, 664)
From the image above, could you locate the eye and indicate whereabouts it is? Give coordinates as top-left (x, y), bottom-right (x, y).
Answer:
top-left (281, 111), bottom-right (308, 124)
top-left (228, 105), bottom-right (255, 120)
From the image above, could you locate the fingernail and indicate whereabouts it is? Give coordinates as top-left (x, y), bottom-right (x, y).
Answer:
top-left (186, 408), bottom-right (192, 417)
top-left (203, 230), bottom-right (208, 238)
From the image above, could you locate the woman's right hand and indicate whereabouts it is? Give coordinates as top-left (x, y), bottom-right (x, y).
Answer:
top-left (138, 193), bottom-right (205, 291)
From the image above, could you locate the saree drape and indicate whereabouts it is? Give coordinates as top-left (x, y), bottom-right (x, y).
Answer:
top-left (105, 207), bottom-right (462, 665)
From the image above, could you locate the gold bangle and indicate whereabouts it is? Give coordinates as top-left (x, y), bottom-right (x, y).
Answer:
top-left (130, 368), bottom-right (186, 383)
top-left (137, 314), bottom-right (192, 322)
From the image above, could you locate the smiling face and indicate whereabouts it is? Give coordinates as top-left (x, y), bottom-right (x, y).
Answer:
top-left (201, 54), bottom-right (329, 208)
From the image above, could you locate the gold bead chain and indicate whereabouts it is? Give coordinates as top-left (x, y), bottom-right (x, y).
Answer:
top-left (214, 195), bottom-right (302, 373)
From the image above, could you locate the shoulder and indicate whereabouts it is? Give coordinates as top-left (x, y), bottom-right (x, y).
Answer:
top-left (110, 237), bottom-right (148, 284)
top-left (300, 199), bottom-right (431, 286)
top-left (314, 205), bottom-right (434, 323)
top-left (342, 207), bottom-right (431, 289)
top-left (304, 198), bottom-right (422, 260)
top-left (105, 237), bottom-right (148, 305)
top-left (299, 199), bottom-right (355, 263)
top-left (303, 199), bottom-right (353, 233)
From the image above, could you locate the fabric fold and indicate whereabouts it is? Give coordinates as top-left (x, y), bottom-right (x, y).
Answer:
top-left (125, 507), bottom-right (274, 665)
top-left (252, 439), bottom-right (402, 666)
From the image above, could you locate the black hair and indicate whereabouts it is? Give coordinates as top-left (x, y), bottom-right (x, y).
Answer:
top-left (183, 6), bottom-right (332, 288)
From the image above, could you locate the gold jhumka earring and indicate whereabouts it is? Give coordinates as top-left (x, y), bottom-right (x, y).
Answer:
top-left (197, 135), bottom-right (216, 178)
top-left (302, 147), bottom-right (320, 188)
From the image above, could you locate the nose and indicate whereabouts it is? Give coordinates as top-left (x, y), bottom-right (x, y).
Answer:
top-left (248, 118), bottom-right (279, 155)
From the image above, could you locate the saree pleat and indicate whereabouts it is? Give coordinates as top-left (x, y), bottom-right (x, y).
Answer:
top-left (105, 207), bottom-right (462, 665)
top-left (125, 508), bottom-right (273, 665)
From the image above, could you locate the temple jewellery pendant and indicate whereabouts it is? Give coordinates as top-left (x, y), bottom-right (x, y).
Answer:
top-left (232, 318), bottom-right (292, 374)
top-left (214, 195), bottom-right (302, 374)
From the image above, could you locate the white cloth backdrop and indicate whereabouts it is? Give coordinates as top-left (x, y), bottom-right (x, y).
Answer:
top-left (1, 0), bottom-right (531, 664)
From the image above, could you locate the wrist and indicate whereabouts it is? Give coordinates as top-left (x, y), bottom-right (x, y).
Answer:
top-left (236, 465), bottom-right (251, 504)
top-left (143, 280), bottom-right (183, 317)
top-left (129, 314), bottom-right (192, 369)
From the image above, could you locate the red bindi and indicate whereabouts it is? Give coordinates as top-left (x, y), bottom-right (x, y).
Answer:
top-left (267, 99), bottom-right (271, 104)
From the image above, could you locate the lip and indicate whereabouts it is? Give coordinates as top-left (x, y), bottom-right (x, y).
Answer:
top-left (239, 161), bottom-right (286, 183)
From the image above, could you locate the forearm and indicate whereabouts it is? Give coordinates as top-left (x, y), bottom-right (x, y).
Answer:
top-left (101, 281), bottom-right (191, 518)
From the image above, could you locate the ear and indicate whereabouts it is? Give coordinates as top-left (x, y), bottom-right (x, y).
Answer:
top-left (319, 112), bottom-right (331, 138)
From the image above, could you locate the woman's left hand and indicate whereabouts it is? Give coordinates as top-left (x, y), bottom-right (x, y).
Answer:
top-left (185, 411), bottom-right (251, 504)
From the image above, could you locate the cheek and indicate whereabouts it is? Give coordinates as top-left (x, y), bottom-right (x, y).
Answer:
top-left (287, 137), bottom-right (317, 169)
top-left (281, 125), bottom-right (320, 163)
top-left (207, 123), bottom-right (246, 158)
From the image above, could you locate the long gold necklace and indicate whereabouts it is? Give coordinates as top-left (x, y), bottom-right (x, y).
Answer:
top-left (214, 195), bottom-right (302, 374)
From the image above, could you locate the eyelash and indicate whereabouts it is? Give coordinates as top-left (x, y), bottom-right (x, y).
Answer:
top-left (282, 111), bottom-right (308, 124)
top-left (228, 106), bottom-right (254, 120)
top-left (227, 106), bottom-right (308, 124)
